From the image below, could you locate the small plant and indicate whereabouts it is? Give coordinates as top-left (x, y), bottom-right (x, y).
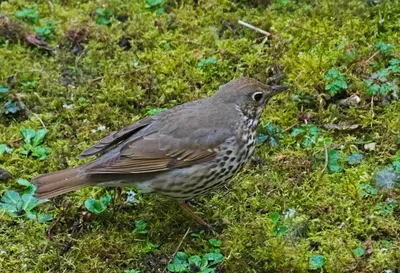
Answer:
top-left (208, 238), bottom-right (222, 247)
top-left (392, 156), bottom-right (400, 173)
top-left (374, 202), bottom-right (397, 216)
top-left (0, 178), bottom-right (52, 223)
top-left (168, 251), bottom-right (224, 273)
top-left (389, 58), bottom-right (400, 73)
top-left (15, 5), bottom-right (39, 24)
top-left (144, 241), bottom-right (160, 253)
top-left (20, 128), bottom-right (50, 160)
top-left (346, 153), bottom-right (363, 165)
top-left (0, 144), bottom-right (12, 158)
top-left (257, 122), bottom-right (282, 147)
top-left (269, 212), bottom-right (288, 237)
top-left (327, 149), bottom-right (343, 173)
top-left (191, 230), bottom-right (205, 238)
top-left (145, 0), bottom-right (165, 15)
top-left (95, 8), bottom-right (113, 25)
top-left (324, 68), bottom-right (348, 96)
top-left (364, 69), bottom-right (396, 96)
top-left (34, 20), bottom-right (56, 40)
top-left (84, 194), bottom-right (111, 214)
top-left (198, 57), bottom-right (216, 69)
top-left (132, 220), bottom-right (149, 235)
top-left (375, 41), bottom-right (395, 57)
top-left (309, 255), bottom-right (325, 270)
top-left (291, 124), bottom-right (322, 148)
top-left (359, 184), bottom-right (377, 197)
top-left (167, 239), bottom-right (224, 273)
top-left (0, 84), bottom-right (8, 98)
top-left (353, 246), bottom-right (365, 257)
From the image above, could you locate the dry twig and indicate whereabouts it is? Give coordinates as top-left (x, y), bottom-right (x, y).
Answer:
top-left (238, 20), bottom-right (271, 37)
top-left (163, 227), bottom-right (191, 273)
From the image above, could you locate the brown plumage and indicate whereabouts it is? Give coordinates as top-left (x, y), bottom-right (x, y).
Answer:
top-left (32, 77), bottom-right (286, 225)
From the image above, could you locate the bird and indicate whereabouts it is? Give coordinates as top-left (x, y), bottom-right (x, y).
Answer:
top-left (32, 77), bottom-right (286, 227)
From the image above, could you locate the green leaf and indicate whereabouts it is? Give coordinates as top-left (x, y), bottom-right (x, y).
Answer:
top-left (133, 220), bottom-right (148, 234)
top-left (198, 57), bottom-right (216, 68)
top-left (291, 127), bottom-right (305, 137)
top-left (188, 255), bottom-right (201, 267)
top-left (328, 149), bottom-right (343, 173)
top-left (21, 193), bottom-right (42, 212)
top-left (346, 153), bottom-right (363, 165)
top-left (15, 7), bottom-right (39, 23)
top-left (147, 108), bottom-right (168, 116)
top-left (1, 190), bottom-right (21, 206)
top-left (209, 238), bottom-right (222, 247)
top-left (389, 58), bottom-right (400, 73)
top-left (32, 129), bottom-right (47, 147)
top-left (168, 251), bottom-right (189, 272)
top-left (375, 41), bottom-right (395, 56)
top-left (85, 198), bottom-right (107, 214)
top-left (145, 0), bottom-right (164, 8)
top-left (353, 246), bottom-right (365, 257)
top-left (37, 213), bottom-right (53, 223)
top-left (0, 84), bottom-right (8, 98)
top-left (202, 251), bottom-right (224, 267)
top-left (17, 178), bottom-right (36, 194)
top-left (0, 144), bottom-right (11, 158)
top-left (100, 194), bottom-right (112, 206)
top-left (309, 255), bottom-right (325, 269)
top-left (325, 68), bottom-right (347, 96)
top-left (269, 212), bottom-right (280, 226)
top-left (393, 157), bottom-right (400, 173)
top-left (4, 100), bottom-right (21, 114)
top-left (124, 270), bottom-right (140, 273)
top-left (359, 184), bottom-right (377, 197)
top-left (31, 146), bottom-right (50, 160)
top-left (21, 128), bottom-right (36, 145)
top-left (95, 8), bottom-right (113, 25)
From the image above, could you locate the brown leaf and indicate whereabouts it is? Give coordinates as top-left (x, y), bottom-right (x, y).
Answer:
top-left (24, 33), bottom-right (51, 49)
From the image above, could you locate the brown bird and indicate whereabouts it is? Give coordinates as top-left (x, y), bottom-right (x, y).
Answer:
top-left (33, 77), bottom-right (286, 227)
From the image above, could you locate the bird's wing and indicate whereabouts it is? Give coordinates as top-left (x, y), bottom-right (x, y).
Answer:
top-left (78, 116), bottom-right (155, 158)
top-left (84, 126), bottom-right (232, 174)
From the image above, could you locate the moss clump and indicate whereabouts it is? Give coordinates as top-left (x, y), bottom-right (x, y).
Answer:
top-left (1, 0), bottom-right (400, 272)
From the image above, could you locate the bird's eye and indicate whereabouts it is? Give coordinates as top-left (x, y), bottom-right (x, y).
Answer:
top-left (252, 92), bottom-right (263, 102)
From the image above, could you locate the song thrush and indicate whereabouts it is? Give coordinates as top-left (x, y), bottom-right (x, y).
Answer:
top-left (33, 77), bottom-right (286, 227)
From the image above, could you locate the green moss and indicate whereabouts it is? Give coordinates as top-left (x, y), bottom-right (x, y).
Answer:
top-left (1, 0), bottom-right (400, 272)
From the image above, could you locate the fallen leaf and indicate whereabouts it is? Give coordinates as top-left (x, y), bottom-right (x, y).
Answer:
top-left (24, 33), bottom-right (51, 50)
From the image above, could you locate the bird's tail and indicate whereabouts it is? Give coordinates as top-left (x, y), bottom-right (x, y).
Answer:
top-left (32, 167), bottom-right (94, 199)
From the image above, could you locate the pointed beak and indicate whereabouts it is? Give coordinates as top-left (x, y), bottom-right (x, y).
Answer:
top-left (270, 85), bottom-right (289, 95)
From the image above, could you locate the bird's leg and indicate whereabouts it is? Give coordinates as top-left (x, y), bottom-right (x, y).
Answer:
top-left (177, 200), bottom-right (212, 229)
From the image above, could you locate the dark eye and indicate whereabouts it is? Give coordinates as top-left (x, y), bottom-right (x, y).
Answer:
top-left (252, 92), bottom-right (263, 102)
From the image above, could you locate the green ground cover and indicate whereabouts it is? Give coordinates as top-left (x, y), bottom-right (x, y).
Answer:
top-left (0, 0), bottom-right (399, 272)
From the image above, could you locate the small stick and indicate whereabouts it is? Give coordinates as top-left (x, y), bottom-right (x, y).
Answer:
top-left (238, 20), bottom-right (271, 37)
top-left (163, 227), bottom-right (191, 273)
top-left (321, 141), bottom-right (328, 174)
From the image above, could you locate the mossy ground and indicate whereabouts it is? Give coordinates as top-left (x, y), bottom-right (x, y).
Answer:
top-left (1, 0), bottom-right (400, 272)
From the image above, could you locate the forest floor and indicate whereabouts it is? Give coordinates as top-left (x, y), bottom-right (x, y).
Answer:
top-left (0, 0), bottom-right (400, 272)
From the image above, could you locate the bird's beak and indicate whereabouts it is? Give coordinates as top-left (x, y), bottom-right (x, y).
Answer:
top-left (270, 85), bottom-right (289, 95)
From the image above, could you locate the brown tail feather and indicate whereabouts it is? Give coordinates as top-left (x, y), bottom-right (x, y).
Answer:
top-left (32, 167), bottom-right (94, 199)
